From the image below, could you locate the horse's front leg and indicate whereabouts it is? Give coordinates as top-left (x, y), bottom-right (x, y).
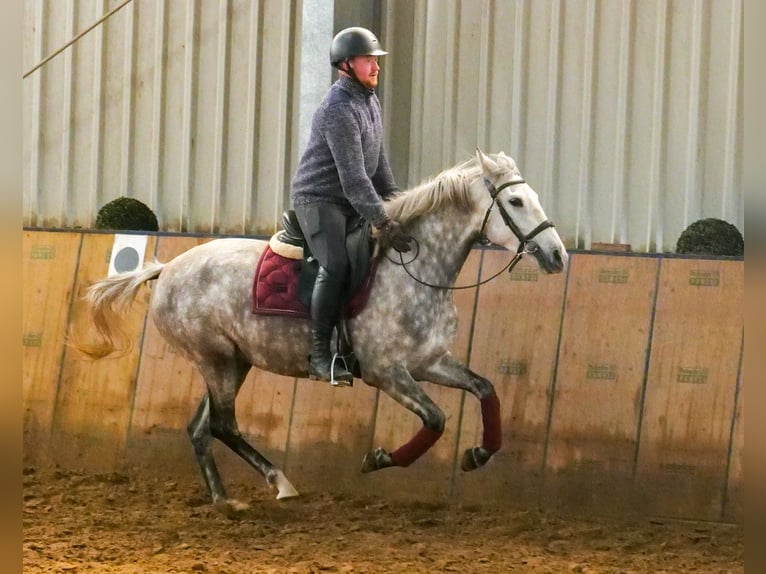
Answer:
top-left (411, 352), bottom-right (502, 471)
top-left (361, 364), bottom-right (445, 473)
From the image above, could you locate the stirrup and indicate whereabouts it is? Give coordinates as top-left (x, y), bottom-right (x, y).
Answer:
top-left (330, 353), bottom-right (353, 387)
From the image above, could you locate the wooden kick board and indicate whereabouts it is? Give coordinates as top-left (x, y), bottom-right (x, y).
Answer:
top-left (453, 250), bottom-right (568, 507)
top-left (126, 236), bottom-right (300, 484)
top-left (22, 231), bottom-right (82, 467)
top-left (49, 233), bottom-right (158, 472)
top-left (635, 258), bottom-right (743, 521)
top-left (363, 250), bottom-right (482, 501)
top-left (125, 236), bottom-right (212, 474)
top-left (282, 377), bottom-right (378, 493)
top-left (541, 254), bottom-right (659, 515)
top-left (723, 373), bottom-right (743, 523)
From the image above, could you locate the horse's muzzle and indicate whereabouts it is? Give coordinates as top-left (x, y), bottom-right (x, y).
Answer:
top-left (535, 246), bottom-right (567, 274)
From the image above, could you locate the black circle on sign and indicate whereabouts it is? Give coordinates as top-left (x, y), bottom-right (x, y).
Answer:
top-left (114, 246), bottom-right (140, 273)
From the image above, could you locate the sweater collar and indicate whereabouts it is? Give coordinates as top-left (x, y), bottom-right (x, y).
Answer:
top-left (337, 75), bottom-right (375, 98)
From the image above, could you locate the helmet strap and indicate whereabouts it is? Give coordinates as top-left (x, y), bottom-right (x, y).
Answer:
top-left (339, 59), bottom-right (366, 88)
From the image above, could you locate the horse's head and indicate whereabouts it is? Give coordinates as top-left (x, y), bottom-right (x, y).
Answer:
top-left (475, 149), bottom-right (568, 274)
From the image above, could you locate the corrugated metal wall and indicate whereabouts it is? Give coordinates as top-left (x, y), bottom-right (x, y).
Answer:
top-left (23, 0), bottom-right (743, 252)
top-left (381, 0), bottom-right (743, 252)
top-left (23, 0), bottom-right (298, 234)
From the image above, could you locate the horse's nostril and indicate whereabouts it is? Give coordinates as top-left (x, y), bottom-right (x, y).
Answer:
top-left (554, 249), bottom-right (562, 263)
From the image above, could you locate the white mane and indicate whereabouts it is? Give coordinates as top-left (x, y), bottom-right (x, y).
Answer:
top-left (383, 158), bottom-right (483, 225)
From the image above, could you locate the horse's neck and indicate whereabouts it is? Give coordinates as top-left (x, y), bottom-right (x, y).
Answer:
top-left (407, 204), bottom-right (478, 286)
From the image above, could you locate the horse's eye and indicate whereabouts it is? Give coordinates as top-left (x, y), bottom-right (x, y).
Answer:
top-left (509, 197), bottom-right (523, 208)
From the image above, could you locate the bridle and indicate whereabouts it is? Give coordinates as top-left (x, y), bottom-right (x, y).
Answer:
top-left (388, 176), bottom-right (556, 290)
top-left (478, 177), bottom-right (555, 253)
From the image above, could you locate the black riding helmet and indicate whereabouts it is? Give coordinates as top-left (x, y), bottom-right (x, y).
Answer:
top-left (330, 27), bottom-right (388, 69)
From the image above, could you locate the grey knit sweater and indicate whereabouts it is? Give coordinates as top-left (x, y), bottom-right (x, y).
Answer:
top-left (290, 76), bottom-right (398, 227)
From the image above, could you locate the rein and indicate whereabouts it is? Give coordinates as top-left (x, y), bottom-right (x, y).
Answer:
top-left (387, 178), bottom-right (555, 291)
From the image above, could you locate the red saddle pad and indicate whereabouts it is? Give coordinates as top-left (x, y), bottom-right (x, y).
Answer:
top-left (251, 246), bottom-right (377, 319)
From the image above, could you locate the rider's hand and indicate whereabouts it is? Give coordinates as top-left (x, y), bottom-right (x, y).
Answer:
top-left (377, 220), bottom-right (412, 253)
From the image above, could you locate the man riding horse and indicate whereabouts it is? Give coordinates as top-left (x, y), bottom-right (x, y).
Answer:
top-left (290, 26), bottom-right (412, 385)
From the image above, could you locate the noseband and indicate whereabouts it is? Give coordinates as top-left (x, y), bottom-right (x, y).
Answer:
top-left (388, 177), bottom-right (556, 291)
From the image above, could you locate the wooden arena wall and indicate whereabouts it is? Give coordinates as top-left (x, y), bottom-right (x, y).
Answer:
top-left (22, 230), bottom-right (744, 523)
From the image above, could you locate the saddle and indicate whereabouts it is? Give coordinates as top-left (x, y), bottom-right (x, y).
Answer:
top-left (252, 210), bottom-right (377, 381)
top-left (252, 210), bottom-right (378, 319)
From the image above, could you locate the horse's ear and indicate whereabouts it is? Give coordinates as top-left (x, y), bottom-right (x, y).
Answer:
top-left (476, 148), bottom-right (501, 176)
top-left (496, 151), bottom-right (513, 169)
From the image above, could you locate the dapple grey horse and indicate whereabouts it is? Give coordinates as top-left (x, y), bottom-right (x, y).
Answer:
top-left (79, 149), bottom-right (568, 513)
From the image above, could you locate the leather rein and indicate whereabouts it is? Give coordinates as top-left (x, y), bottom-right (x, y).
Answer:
top-left (388, 178), bottom-right (555, 291)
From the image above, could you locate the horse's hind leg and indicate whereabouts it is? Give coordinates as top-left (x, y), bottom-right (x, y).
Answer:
top-left (187, 393), bottom-right (232, 507)
top-left (197, 357), bottom-right (299, 507)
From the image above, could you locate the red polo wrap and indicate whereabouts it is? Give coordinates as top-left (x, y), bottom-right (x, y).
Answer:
top-left (481, 393), bottom-right (502, 452)
top-left (390, 427), bottom-right (443, 467)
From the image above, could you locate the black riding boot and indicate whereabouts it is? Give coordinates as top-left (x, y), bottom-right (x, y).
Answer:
top-left (308, 267), bottom-right (353, 385)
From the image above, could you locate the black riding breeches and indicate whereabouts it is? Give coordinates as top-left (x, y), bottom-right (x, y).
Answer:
top-left (293, 202), bottom-right (356, 280)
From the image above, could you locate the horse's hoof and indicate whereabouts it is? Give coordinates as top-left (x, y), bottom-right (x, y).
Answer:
top-left (265, 469), bottom-right (300, 500)
top-left (273, 470), bottom-right (300, 500)
top-left (361, 447), bottom-right (393, 473)
top-left (213, 498), bottom-right (250, 518)
top-left (461, 446), bottom-right (492, 472)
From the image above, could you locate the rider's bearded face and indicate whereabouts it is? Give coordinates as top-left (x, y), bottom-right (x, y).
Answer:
top-left (346, 56), bottom-right (380, 89)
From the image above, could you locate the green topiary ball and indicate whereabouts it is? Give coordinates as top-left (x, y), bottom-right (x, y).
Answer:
top-left (676, 218), bottom-right (743, 256)
top-left (95, 197), bottom-right (159, 231)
